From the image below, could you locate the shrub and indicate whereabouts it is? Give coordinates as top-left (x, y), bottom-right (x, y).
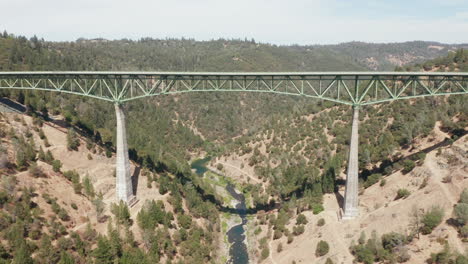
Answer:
top-left (401, 160), bottom-right (415, 174)
top-left (177, 214), bottom-right (192, 229)
top-left (71, 203), bottom-right (78, 210)
top-left (381, 232), bottom-right (406, 250)
top-left (317, 218), bottom-right (325, 226)
top-left (315, 240), bottom-right (329, 257)
top-left (216, 163), bottom-right (223, 171)
top-left (293, 225), bottom-right (305, 236)
top-left (273, 229), bottom-right (283, 240)
top-left (261, 247), bottom-right (269, 260)
top-left (52, 160), bottom-right (62, 172)
top-left (325, 258), bottom-right (334, 264)
top-left (428, 244), bottom-right (451, 264)
top-left (42, 193), bottom-right (55, 204)
top-left (421, 206), bottom-right (444, 235)
top-left (58, 209), bottom-right (70, 221)
top-left (277, 243), bottom-right (283, 253)
top-left (29, 163), bottom-right (45, 178)
top-left (45, 150), bottom-right (54, 163)
top-left (38, 129), bottom-right (46, 139)
top-left (364, 173), bottom-right (382, 188)
top-left (312, 203), bottom-right (324, 214)
top-left (380, 179), bottom-right (386, 187)
top-left (454, 203), bottom-right (468, 226)
top-left (460, 225), bottom-right (468, 239)
top-left (460, 189), bottom-right (468, 204)
top-left (296, 214), bottom-right (308, 225)
top-left (396, 188), bottom-right (410, 200)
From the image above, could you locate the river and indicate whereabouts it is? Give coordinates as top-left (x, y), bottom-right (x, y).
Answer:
top-left (191, 157), bottom-right (249, 264)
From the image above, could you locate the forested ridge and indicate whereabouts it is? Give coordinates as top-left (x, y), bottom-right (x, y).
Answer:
top-left (0, 31), bottom-right (467, 263)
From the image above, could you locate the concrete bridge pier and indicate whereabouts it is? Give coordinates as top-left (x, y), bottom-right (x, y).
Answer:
top-left (115, 103), bottom-right (135, 204)
top-left (343, 106), bottom-right (360, 219)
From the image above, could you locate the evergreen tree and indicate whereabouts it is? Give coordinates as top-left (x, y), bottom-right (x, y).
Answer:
top-left (58, 251), bottom-right (75, 264)
top-left (37, 234), bottom-right (60, 263)
top-left (67, 128), bottom-right (80, 151)
top-left (93, 236), bottom-right (114, 264)
top-left (12, 242), bottom-right (33, 264)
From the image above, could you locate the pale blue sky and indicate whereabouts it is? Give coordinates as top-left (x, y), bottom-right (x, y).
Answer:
top-left (1, 0), bottom-right (468, 44)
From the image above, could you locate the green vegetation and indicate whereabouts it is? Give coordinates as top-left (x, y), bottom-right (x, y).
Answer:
top-left (402, 48), bottom-right (468, 73)
top-left (395, 188), bottom-right (411, 200)
top-left (296, 214), bottom-right (308, 225)
top-left (66, 128), bottom-right (80, 151)
top-left (315, 240), bottom-right (330, 257)
top-left (453, 189), bottom-right (468, 241)
top-left (317, 218), bottom-right (325, 227)
top-left (110, 201), bottom-right (132, 226)
top-left (0, 32), bottom-right (467, 263)
top-left (351, 231), bottom-right (410, 264)
top-left (421, 206), bottom-right (444, 235)
top-left (52, 159), bottom-right (62, 172)
top-left (428, 243), bottom-right (468, 264)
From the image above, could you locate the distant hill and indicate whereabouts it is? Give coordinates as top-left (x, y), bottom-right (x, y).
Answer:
top-left (318, 41), bottom-right (468, 70)
top-left (398, 48), bottom-right (468, 72)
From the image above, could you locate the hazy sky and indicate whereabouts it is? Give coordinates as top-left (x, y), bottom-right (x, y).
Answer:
top-left (2, 0), bottom-right (468, 44)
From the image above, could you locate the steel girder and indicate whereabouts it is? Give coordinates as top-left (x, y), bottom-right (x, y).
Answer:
top-left (0, 72), bottom-right (466, 106)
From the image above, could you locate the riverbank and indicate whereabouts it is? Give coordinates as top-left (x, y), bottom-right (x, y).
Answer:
top-left (191, 158), bottom-right (250, 264)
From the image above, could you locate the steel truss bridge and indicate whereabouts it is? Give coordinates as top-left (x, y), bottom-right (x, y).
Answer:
top-left (0, 72), bottom-right (466, 105)
top-left (1, 71), bottom-right (467, 219)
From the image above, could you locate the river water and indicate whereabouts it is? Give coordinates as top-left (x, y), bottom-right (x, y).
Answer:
top-left (191, 158), bottom-right (249, 264)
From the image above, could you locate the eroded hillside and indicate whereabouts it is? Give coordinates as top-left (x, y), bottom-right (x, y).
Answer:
top-left (0, 110), bottom-right (222, 263)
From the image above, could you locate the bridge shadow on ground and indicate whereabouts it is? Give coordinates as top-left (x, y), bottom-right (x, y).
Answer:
top-left (0, 97), bottom-right (26, 112)
top-left (132, 166), bottom-right (141, 196)
top-left (363, 131), bottom-right (466, 179)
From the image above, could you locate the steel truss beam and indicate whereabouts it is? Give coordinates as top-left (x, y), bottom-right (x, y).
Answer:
top-left (0, 72), bottom-right (466, 106)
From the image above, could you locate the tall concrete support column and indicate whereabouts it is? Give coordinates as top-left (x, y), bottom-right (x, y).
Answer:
top-left (115, 103), bottom-right (135, 204)
top-left (343, 106), bottom-right (360, 219)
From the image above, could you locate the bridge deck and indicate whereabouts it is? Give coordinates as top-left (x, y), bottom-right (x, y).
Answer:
top-left (0, 71), bottom-right (467, 76)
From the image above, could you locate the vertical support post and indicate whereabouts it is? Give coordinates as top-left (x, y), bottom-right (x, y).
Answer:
top-left (115, 103), bottom-right (135, 204)
top-left (343, 106), bottom-right (360, 219)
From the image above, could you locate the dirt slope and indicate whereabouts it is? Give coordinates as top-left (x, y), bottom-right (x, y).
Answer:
top-left (255, 134), bottom-right (467, 264)
top-left (0, 112), bottom-right (173, 237)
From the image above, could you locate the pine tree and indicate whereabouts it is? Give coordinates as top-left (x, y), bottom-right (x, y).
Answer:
top-left (93, 236), bottom-right (114, 264)
top-left (38, 146), bottom-right (46, 161)
top-left (12, 242), bottom-right (33, 264)
top-left (37, 234), bottom-right (60, 263)
top-left (58, 251), bottom-right (75, 264)
top-left (107, 222), bottom-right (122, 260)
top-left (111, 201), bottom-right (131, 226)
top-left (45, 150), bottom-right (54, 163)
top-left (82, 175), bottom-right (95, 198)
top-left (67, 128), bottom-right (80, 151)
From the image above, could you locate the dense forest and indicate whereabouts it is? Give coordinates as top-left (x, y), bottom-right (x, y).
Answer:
top-left (0, 31), bottom-right (467, 263)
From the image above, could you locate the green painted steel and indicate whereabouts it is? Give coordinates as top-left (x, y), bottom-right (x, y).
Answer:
top-left (0, 72), bottom-right (466, 106)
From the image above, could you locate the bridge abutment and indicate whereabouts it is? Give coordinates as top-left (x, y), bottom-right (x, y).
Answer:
top-left (115, 103), bottom-right (135, 204)
top-left (343, 106), bottom-right (359, 220)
